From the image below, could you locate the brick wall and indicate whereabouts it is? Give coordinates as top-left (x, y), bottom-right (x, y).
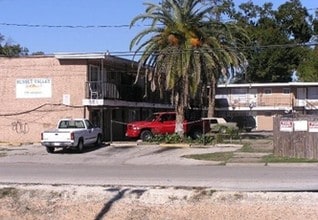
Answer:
top-left (0, 56), bottom-right (87, 144)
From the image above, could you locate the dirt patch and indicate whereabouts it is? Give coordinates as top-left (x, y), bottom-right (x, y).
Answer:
top-left (0, 184), bottom-right (318, 220)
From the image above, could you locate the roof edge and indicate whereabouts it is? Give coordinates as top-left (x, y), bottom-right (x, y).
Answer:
top-left (218, 82), bottom-right (318, 87)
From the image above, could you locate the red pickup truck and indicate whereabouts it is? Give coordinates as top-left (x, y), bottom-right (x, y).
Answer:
top-left (125, 112), bottom-right (206, 141)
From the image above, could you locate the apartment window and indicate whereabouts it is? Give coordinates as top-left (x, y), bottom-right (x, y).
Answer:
top-left (308, 87), bottom-right (318, 99)
top-left (264, 88), bottom-right (272, 95)
top-left (283, 88), bottom-right (290, 95)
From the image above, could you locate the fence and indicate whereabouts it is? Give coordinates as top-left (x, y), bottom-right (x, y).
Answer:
top-left (273, 115), bottom-right (318, 159)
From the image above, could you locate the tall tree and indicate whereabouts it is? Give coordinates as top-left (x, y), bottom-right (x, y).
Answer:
top-left (297, 45), bottom-right (318, 81)
top-left (0, 33), bottom-right (28, 56)
top-left (228, 0), bottom-right (313, 83)
top-left (130, 0), bottom-right (249, 137)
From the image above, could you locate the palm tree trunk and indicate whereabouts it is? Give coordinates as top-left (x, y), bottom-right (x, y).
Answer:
top-left (175, 89), bottom-right (185, 138)
top-left (207, 75), bottom-right (216, 117)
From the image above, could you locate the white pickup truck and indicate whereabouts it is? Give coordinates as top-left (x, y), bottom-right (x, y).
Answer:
top-left (41, 118), bottom-right (103, 153)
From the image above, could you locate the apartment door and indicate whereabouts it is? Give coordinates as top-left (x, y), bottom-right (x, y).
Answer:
top-left (89, 65), bottom-right (101, 98)
top-left (296, 88), bottom-right (306, 106)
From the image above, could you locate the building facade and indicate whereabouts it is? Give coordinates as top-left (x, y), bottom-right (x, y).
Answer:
top-left (0, 53), bottom-right (172, 144)
top-left (2, 53), bottom-right (318, 144)
top-left (215, 83), bottom-right (318, 131)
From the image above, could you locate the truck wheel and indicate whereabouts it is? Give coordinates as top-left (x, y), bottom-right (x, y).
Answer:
top-left (245, 128), bottom-right (252, 132)
top-left (46, 146), bottom-right (55, 153)
top-left (219, 126), bottom-right (227, 134)
top-left (95, 134), bottom-right (102, 146)
top-left (77, 139), bottom-right (84, 153)
top-left (140, 130), bottom-right (153, 141)
top-left (191, 129), bottom-right (203, 139)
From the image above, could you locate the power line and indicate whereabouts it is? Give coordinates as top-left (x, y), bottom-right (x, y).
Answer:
top-left (0, 103), bottom-right (84, 117)
top-left (0, 22), bottom-right (142, 29)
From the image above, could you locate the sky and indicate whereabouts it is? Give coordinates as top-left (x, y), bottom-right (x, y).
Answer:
top-left (0, 0), bottom-right (317, 59)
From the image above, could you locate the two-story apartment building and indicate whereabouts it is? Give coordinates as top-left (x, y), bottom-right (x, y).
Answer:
top-left (2, 53), bottom-right (318, 144)
top-left (0, 53), bottom-right (172, 144)
top-left (215, 82), bottom-right (318, 131)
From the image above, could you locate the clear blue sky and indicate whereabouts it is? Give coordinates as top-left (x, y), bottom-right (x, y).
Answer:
top-left (0, 0), bottom-right (317, 58)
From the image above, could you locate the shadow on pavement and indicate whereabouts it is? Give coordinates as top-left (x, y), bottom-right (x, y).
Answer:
top-left (94, 188), bottom-right (129, 220)
top-left (52, 143), bottom-right (110, 154)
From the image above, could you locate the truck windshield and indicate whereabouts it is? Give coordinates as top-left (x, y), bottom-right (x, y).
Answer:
top-left (58, 120), bottom-right (85, 129)
top-left (145, 114), bottom-right (158, 122)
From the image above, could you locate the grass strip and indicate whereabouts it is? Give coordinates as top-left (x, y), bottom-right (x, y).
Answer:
top-left (184, 152), bottom-right (234, 162)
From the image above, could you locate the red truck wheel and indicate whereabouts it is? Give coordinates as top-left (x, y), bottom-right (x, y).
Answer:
top-left (140, 130), bottom-right (153, 141)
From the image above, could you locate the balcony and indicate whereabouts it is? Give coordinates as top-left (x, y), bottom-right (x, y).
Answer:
top-left (85, 81), bottom-right (145, 101)
top-left (83, 81), bottom-right (170, 106)
top-left (216, 97), bottom-right (294, 110)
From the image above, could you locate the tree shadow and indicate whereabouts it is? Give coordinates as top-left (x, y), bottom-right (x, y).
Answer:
top-left (94, 188), bottom-right (147, 220)
top-left (152, 147), bottom-right (180, 154)
top-left (94, 188), bottom-right (129, 220)
top-left (129, 189), bottom-right (147, 199)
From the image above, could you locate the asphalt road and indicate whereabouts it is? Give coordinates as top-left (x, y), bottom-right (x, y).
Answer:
top-left (0, 143), bottom-right (318, 191)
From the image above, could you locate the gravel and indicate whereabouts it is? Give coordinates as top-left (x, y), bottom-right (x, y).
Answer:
top-left (1, 184), bottom-right (318, 220)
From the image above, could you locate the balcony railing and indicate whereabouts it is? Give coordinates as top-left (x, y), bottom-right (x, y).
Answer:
top-left (216, 97), bottom-right (294, 109)
top-left (85, 81), bottom-right (168, 103)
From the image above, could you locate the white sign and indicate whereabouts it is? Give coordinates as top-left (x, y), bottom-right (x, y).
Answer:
top-left (309, 121), bottom-right (318, 132)
top-left (63, 94), bottom-right (71, 105)
top-left (294, 120), bottom-right (308, 131)
top-left (280, 120), bottom-right (293, 132)
top-left (16, 78), bottom-right (52, 98)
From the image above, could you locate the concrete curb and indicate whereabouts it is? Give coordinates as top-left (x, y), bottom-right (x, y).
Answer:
top-left (159, 143), bottom-right (191, 148)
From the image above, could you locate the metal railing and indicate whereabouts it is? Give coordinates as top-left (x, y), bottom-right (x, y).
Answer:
top-left (85, 81), bottom-right (168, 103)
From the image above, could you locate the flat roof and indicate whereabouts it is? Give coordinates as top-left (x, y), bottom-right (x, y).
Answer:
top-left (218, 82), bottom-right (318, 88)
top-left (54, 52), bottom-right (109, 59)
top-left (54, 52), bottom-right (138, 65)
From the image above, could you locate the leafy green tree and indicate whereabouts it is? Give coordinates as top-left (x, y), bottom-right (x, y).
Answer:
top-left (224, 0), bottom-right (313, 83)
top-left (297, 46), bottom-right (318, 81)
top-left (130, 0), bottom-right (249, 137)
top-left (275, 0), bottom-right (312, 43)
top-left (0, 33), bottom-right (28, 56)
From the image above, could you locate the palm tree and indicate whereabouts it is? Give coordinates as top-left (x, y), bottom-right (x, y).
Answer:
top-left (199, 22), bottom-right (249, 116)
top-left (130, 0), bottom-right (249, 137)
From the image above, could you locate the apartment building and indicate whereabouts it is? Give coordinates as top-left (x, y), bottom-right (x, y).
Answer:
top-left (215, 82), bottom-right (318, 131)
top-left (2, 53), bottom-right (318, 143)
top-left (0, 53), bottom-right (171, 144)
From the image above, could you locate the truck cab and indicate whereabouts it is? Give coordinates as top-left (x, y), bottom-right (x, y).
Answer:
top-left (126, 112), bottom-right (206, 141)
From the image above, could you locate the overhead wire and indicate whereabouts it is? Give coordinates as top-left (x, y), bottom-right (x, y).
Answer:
top-left (0, 103), bottom-right (84, 117)
top-left (0, 5), bottom-right (317, 29)
top-left (0, 22), bottom-right (149, 29)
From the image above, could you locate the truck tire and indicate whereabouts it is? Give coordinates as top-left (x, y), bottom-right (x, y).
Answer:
top-left (190, 129), bottom-right (203, 139)
top-left (95, 134), bottom-right (102, 146)
top-left (140, 130), bottom-right (153, 141)
top-left (46, 146), bottom-right (55, 153)
top-left (77, 139), bottom-right (84, 153)
top-left (245, 128), bottom-right (252, 132)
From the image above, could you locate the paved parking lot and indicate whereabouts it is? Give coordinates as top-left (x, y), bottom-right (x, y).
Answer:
top-left (0, 142), bottom-right (242, 166)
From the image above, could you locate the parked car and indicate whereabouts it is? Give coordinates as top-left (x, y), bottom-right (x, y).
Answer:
top-left (225, 116), bottom-right (256, 132)
top-left (202, 117), bottom-right (238, 133)
top-left (125, 112), bottom-right (210, 141)
top-left (41, 118), bottom-right (103, 153)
